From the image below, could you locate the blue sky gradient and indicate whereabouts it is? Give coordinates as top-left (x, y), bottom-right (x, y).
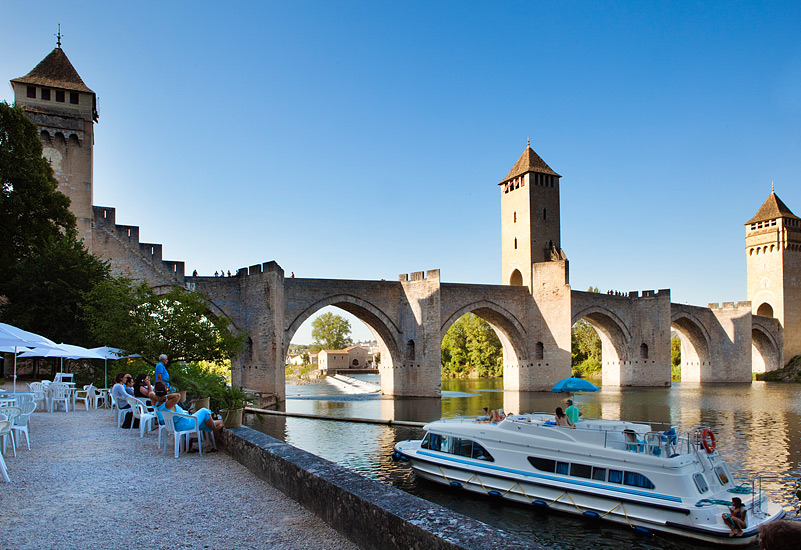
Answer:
top-left (2, 3), bottom-right (800, 343)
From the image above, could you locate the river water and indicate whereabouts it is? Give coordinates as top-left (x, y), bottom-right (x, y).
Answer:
top-left (245, 377), bottom-right (801, 549)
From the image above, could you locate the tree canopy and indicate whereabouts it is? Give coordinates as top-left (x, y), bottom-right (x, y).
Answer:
top-left (84, 280), bottom-right (245, 366)
top-left (310, 312), bottom-right (352, 351)
top-left (0, 102), bottom-right (76, 283)
top-left (441, 313), bottom-right (502, 378)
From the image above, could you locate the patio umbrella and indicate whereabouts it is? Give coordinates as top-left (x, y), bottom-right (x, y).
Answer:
top-left (550, 377), bottom-right (600, 393)
top-left (89, 346), bottom-right (134, 388)
top-left (19, 343), bottom-right (104, 378)
top-left (0, 323), bottom-right (60, 392)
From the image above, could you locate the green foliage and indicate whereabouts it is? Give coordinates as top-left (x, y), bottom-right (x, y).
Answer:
top-left (219, 385), bottom-right (254, 411)
top-left (571, 319), bottom-right (602, 377)
top-left (441, 313), bottom-right (502, 378)
top-left (0, 102), bottom-right (76, 283)
top-left (2, 236), bottom-right (109, 345)
top-left (309, 312), bottom-right (351, 352)
top-left (756, 355), bottom-right (801, 382)
top-left (84, 280), bottom-right (246, 366)
top-left (671, 337), bottom-right (681, 381)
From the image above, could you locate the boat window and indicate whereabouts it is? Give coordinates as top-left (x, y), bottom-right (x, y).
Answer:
top-left (527, 457), bottom-right (556, 472)
top-left (421, 433), bottom-right (430, 449)
top-left (454, 438), bottom-right (473, 457)
top-left (592, 467), bottom-right (606, 481)
top-left (608, 470), bottom-right (623, 484)
top-left (570, 463), bottom-right (592, 479)
top-left (472, 443), bottom-right (494, 462)
top-left (556, 462), bottom-right (569, 475)
top-left (428, 433), bottom-right (450, 452)
top-left (714, 466), bottom-right (729, 485)
top-left (624, 471), bottom-right (655, 489)
top-left (694, 473), bottom-right (709, 494)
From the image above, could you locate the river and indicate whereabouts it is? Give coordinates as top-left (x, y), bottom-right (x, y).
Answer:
top-left (245, 377), bottom-right (801, 549)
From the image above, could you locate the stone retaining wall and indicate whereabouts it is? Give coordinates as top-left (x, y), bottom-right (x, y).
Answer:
top-left (221, 426), bottom-right (543, 550)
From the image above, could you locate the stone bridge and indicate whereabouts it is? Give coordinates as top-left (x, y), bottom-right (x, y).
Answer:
top-left (181, 260), bottom-right (782, 399)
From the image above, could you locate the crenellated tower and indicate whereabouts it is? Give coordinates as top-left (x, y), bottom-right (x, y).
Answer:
top-left (10, 42), bottom-right (98, 252)
top-left (745, 191), bottom-right (801, 364)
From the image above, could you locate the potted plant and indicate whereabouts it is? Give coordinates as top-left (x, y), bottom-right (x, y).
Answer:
top-left (219, 385), bottom-right (253, 428)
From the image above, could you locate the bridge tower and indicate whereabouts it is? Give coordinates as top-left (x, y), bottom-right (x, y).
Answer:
top-left (745, 191), bottom-right (801, 365)
top-left (498, 145), bottom-right (572, 388)
top-left (499, 145), bottom-right (566, 288)
top-left (11, 41), bottom-right (98, 252)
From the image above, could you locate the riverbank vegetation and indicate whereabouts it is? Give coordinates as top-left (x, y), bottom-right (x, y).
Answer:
top-left (441, 314), bottom-right (502, 378)
top-left (756, 355), bottom-right (801, 382)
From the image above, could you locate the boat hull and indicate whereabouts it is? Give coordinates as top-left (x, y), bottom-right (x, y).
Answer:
top-left (396, 446), bottom-right (785, 546)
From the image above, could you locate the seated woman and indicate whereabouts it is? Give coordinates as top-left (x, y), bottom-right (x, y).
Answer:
top-left (723, 497), bottom-right (747, 537)
top-left (133, 374), bottom-right (154, 405)
top-left (124, 374), bottom-right (135, 396)
top-left (554, 407), bottom-right (575, 428)
top-left (110, 373), bottom-right (130, 411)
top-left (149, 381), bottom-right (223, 446)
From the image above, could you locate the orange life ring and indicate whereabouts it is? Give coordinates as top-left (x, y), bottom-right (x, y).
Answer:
top-left (701, 429), bottom-right (716, 453)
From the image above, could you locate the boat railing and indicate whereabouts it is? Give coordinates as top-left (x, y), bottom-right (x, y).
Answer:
top-left (746, 474), bottom-right (801, 515)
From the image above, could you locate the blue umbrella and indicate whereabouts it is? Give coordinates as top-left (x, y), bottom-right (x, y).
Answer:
top-left (550, 377), bottom-right (599, 393)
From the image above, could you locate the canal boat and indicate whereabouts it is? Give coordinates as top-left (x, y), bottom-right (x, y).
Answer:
top-left (392, 413), bottom-right (785, 545)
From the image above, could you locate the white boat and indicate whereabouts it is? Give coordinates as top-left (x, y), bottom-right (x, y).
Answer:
top-left (392, 413), bottom-right (786, 545)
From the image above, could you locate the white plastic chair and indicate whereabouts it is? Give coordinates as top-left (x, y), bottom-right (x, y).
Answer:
top-left (109, 392), bottom-right (129, 427)
top-left (160, 410), bottom-right (215, 458)
top-left (11, 402), bottom-right (35, 451)
top-left (75, 385), bottom-right (97, 411)
top-left (128, 397), bottom-right (157, 437)
top-left (0, 420), bottom-right (11, 482)
top-left (0, 408), bottom-right (21, 457)
top-left (26, 383), bottom-right (46, 410)
top-left (54, 373), bottom-right (73, 383)
top-left (47, 383), bottom-right (71, 413)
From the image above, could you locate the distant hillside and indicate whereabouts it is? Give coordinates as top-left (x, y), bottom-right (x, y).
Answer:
top-left (756, 356), bottom-right (801, 382)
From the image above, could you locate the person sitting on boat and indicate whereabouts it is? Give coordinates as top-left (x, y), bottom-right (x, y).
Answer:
top-left (478, 407), bottom-right (490, 421)
top-left (723, 497), bottom-right (747, 537)
top-left (554, 407), bottom-right (575, 428)
top-left (565, 399), bottom-right (582, 424)
top-left (489, 409), bottom-right (505, 422)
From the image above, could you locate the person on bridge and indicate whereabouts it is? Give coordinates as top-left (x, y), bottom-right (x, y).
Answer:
top-left (565, 399), bottom-right (581, 424)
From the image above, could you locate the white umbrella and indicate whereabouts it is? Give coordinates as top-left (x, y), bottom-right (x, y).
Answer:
top-left (89, 346), bottom-right (134, 388)
top-left (0, 323), bottom-right (60, 392)
top-left (19, 343), bottom-right (104, 380)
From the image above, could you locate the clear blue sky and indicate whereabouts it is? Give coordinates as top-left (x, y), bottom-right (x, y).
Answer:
top-left (2, 2), bottom-right (800, 344)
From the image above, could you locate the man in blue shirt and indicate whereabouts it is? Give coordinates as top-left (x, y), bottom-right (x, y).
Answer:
top-left (155, 354), bottom-right (171, 390)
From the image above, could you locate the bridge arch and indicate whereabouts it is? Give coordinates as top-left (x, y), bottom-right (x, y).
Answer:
top-left (284, 294), bottom-right (402, 367)
top-left (752, 320), bottom-right (781, 374)
top-left (440, 300), bottom-right (529, 369)
top-left (670, 310), bottom-right (712, 382)
top-left (571, 306), bottom-right (631, 385)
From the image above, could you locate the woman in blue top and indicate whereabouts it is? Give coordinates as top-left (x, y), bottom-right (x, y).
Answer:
top-left (149, 381), bottom-right (223, 443)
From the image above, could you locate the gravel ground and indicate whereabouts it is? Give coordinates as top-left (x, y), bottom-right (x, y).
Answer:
top-left (0, 401), bottom-right (360, 550)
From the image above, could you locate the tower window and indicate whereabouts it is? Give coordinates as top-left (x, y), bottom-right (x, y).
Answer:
top-left (514, 212), bottom-right (517, 223)
top-left (543, 208), bottom-right (547, 221)
top-left (514, 238), bottom-right (518, 249)
top-left (70, 92), bottom-right (79, 104)
top-left (535, 342), bottom-right (544, 360)
top-left (41, 88), bottom-right (50, 100)
top-left (27, 86), bottom-right (36, 98)
top-left (640, 344), bottom-right (649, 360)
top-left (55, 90), bottom-right (65, 102)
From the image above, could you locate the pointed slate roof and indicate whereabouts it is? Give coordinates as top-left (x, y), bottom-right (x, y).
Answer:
top-left (11, 47), bottom-right (94, 94)
top-left (746, 192), bottom-right (800, 225)
top-left (499, 146), bottom-right (560, 185)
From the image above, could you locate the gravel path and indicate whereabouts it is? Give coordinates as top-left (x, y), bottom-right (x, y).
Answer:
top-left (0, 404), bottom-right (360, 550)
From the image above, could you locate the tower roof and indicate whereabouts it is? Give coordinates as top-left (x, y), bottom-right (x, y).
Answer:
top-left (745, 192), bottom-right (800, 225)
top-left (499, 146), bottom-right (560, 185)
top-left (11, 47), bottom-right (94, 94)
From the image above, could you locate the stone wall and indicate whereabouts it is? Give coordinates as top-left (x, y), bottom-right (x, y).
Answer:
top-left (221, 426), bottom-right (542, 550)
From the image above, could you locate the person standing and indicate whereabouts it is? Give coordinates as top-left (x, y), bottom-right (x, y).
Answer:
top-left (565, 399), bottom-right (582, 424)
top-left (154, 354), bottom-right (173, 391)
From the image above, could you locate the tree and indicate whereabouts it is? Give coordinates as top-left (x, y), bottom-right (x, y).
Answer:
top-left (310, 312), bottom-right (352, 352)
top-left (441, 313), bottom-right (502, 378)
top-left (571, 319), bottom-right (601, 377)
top-left (0, 102), bottom-right (76, 286)
top-left (671, 336), bottom-right (681, 380)
top-left (84, 280), bottom-right (245, 366)
top-left (1, 236), bottom-right (109, 345)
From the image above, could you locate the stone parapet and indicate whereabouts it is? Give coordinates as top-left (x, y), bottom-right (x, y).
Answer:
top-left (221, 426), bottom-right (541, 550)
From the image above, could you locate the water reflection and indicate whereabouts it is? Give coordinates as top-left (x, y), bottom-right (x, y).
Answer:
top-left (246, 378), bottom-right (801, 549)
